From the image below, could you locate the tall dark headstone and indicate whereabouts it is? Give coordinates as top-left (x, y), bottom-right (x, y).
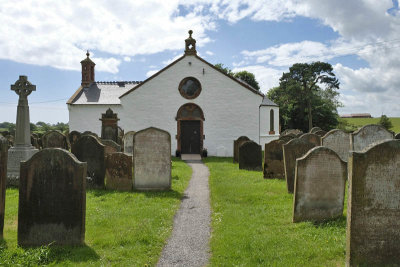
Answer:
top-left (100, 108), bottom-right (119, 143)
top-left (346, 140), bottom-right (400, 266)
top-left (41, 130), bottom-right (69, 150)
top-left (68, 131), bottom-right (81, 146)
top-left (264, 139), bottom-right (285, 179)
top-left (233, 136), bottom-right (250, 163)
top-left (0, 136), bottom-right (8, 238)
top-left (18, 148), bottom-right (86, 246)
top-left (72, 135), bottom-right (106, 189)
top-left (105, 152), bottom-right (133, 191)
top-left (239, 141), bottom-right (262, 171)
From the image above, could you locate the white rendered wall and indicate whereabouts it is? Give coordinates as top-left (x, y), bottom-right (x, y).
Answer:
top-left (259, 105), bottom-right (280, 149)
top-left (68, 104), bottom-right (122, 135)
top-left (119, 55), bottom-right (263, 156)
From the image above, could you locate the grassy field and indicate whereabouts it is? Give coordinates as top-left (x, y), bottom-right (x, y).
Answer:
top-left (204, 157), bottom-right (347, 267)
top-left (341, 117), bottom-right (400, 133)
top-left (0, 158), bottom-right (192, 266)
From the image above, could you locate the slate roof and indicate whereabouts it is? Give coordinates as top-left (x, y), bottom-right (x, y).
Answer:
top-left (260, 97), bottom-right (278, 106)
top-left (67, 81), bottom-right (141, 105)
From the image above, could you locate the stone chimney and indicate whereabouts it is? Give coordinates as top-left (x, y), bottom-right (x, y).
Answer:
top-left (80, 51), bottom-right (95, 87)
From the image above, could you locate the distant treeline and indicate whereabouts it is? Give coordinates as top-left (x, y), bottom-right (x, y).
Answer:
top-left (0, 121), bottom-right (69, 136)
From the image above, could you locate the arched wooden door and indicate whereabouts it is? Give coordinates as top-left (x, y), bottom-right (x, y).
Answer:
top-left (176, 103), bottom-right (204, 154)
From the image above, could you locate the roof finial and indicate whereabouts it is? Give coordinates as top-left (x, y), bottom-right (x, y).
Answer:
top-left (86, 50), bottom-right (90, 57)
top-left (188, 30), bottom-right (193, 38)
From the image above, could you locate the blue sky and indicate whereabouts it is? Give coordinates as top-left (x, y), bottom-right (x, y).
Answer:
top-left (0, 0), bottom-right (399, 123)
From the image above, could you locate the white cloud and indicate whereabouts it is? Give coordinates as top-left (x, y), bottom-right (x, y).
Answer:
top-left (123, 56), bottom-right (131, 62)
top-left (146, 70), bottom-right (158, 78)
top-left (233, 65), bottom-right (283, 93)
top-left (205, 50), bottom-right (214, 56)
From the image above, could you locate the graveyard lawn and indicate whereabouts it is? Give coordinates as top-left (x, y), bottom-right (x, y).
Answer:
top-left (342, 117), bottom-right (400, 133)
top-left (0, 157), bottom-right (191, 266)
top-left (204, 157), bottom-right (347, 267)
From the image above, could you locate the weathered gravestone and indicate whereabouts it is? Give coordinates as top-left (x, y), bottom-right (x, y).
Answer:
top-left (279, 134), bottom-right (295, 144)
top-left (346, 139), bottom-right (400, 266)
top-left (350, 124), bottom-right (394, 151)
top-left (72, 135), bottom-right (106, 189)
top-left (264, 139), bottom-right (285, 179)
top-left (100, 139), bottom-right (121, 154)
top-left (314, 130), bottom-right (327, 137)
top-left (133, 127), bottom-right (171, 190)
top-left (68, 131), bottom-right (81, 146)
top-left (395, 132), bottom-right (400, 139)
top-left (283, 136), bottom-right (318, 193)
top-left (321, 129), bottom-right (350, 162)
top-left (293, 146), bottom-right (347, 222)
top-left (233, 136), bottom-right (250, 163)
top-left (41, 130), bottom-right (69, 150)
top-left (105, 152), bottom-right (133, 191)
top-left (239, 141), bottom-right (262, 171)
top-left (309, 127), bottom-right (322, 134)
top-left (123, 131), bottom-right (135, 154)
top-left (18, 148), bottom-right (86, 246)
top-left (281, 129), bottom-right (303, 136)
top-left (30, 134), bottom-right (39, 149)
top-left (100, 108), bottom-right (119, 143)
top-left (82, 131), bottom-right (98, 138)
top-left (0, 136), bottom-right (8, 238)
top-left (298, 133), bottom-right (321, 146)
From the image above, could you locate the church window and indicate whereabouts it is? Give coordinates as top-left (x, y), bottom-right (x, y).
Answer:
top-left (176, 103), bottom-right (204, 120)
top-left (179, 77), bottom-right (201, 99)
top-left (270, 109), bottom-right (274, 132)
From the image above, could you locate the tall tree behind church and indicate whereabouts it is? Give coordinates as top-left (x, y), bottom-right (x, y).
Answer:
top-left (268, 62), bottom-right (341, 132)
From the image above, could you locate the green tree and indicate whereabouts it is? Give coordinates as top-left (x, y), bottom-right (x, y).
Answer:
top-left (214, 63), bottom-right (233, 75)
top-left (234, 71), bottom-right (260, 90)
top-left (268, 62), bottom-right (341, 132)
top-left (378, 115), bottom-right (393, 130)
top-left (270, 62), bottom-right (340, 131)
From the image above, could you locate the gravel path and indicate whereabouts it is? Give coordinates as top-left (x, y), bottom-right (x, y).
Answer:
top-left (157, 159), bottom-right (211, 267)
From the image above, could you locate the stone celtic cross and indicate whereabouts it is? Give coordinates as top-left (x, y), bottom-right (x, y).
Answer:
top-left (11, 75), bottom-right (36, 106)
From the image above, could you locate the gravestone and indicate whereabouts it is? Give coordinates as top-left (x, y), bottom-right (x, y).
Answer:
top-left (117, 126), bottom-right (124, 146)
top-left (123, 131), bottom-right (135, 155)
top-left (82, 131), bottom-right (98, 138)
top-left (6, 135), bottom-right (14, 148)
top-left (351, 124), bottom-right (394, 151)
top-left (100, 139), bottom-right (121, 154)
top-left (283, 137), bottom-right (318, 193)
top-left (233, 136), bottom-right (250, 163)
top-left (346, 139), bottom-right (400, 266)
top-left (41, 130), bottom-right (69, 150)
top-left (281, 129), bottom-right (303, 136)
top-left (72, 135), bottom-right (106, 189)
top-left (395, 132), bottom-right (400, 139)
top-left (314, 130), bottom-right (327, 137)
top-left (239, 141), bottom-right (262, 171)
top-left (100, 108), bottom-right (119, 143)
top-left (309, 127), bottom-right (322, 134)
top-left (299, 133), bottom-right (321, 146)
top-left (18, 148), bottom-right (86, 246)
top-left (293, 146), bottom-right (347, 222)
top-left (105, 152), bottom-right (133, 191)
top-left (321, 129), bottom-right (350, 162)
top-left (264, 139), bottom-right (285, 179)
top-left (7, 76), bottom-right (39, 186)
top-left (68, 131), bottom-right (81, 146)
top-left (133, 127), bottom-right (171, 190)
top-left (30, 134), bottom-right (39, 149)
top-left (0, 136), bottom-right (8, 238)
top-left (279, 134), bottom-right (295, 144)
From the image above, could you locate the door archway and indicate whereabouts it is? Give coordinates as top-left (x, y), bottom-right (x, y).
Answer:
top-left (176, 103), bottom-right (204, 154)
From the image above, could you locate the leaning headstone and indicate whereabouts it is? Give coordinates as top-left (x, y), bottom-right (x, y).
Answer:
top-left (18, 148), bottom-right (86, 246)
top-left (133, 127), bottom-right (171, 190)
top-left (233, 136), bottom-right (250, 163)
top-left (68, 131), bottom-right (81, 146)
top-left (281, 129), bottom-right (303, 136)
top-left (346, 139), bottom-right (400, 266)
top-left (123, 131), bottom-right (135, 155)
top-left (41, 130), bottom-right (69, 150)
top-left (309, 127), bottom-right (322, 134)
top-left (350, 124), bottom-right (394, 151)
top-left (283, 137), bottom-right (318, 193)
top-left (293, 146), bottom-right (347, 222)
top-left (0, 136), bottom-right (8, 238)
top-left (264, 139), bottom-right (285, 179)
top-left (7, 76), bottom-right (39, 186)
top-left (239, 141), bottom-right (262, 171)
top-left (321, 129), bottom-right (351, 162)
top-left (100, 108), bottom-right (119, 143)
top-left (105, 152), bottom-right (133, 191)
top-left (100, 139), bottom-right (121, 154)
top-left (72, 135), bottom-right (106, 189)
top-left (394, 132), bottom-right (400, 139)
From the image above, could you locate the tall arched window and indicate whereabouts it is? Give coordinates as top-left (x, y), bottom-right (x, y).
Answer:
top-left (270, 109), bottom-right (274, 133)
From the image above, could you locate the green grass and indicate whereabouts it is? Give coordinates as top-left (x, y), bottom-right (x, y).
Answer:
top-left (341, 117), bottom-right (400, 133)
top-left (1, 157), bottom-right (192, 266)
top-left (205, 157), bottom-right (347, 267)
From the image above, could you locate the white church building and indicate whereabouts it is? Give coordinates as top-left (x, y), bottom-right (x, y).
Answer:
top-left (67, 31), bottom-right (279, 156)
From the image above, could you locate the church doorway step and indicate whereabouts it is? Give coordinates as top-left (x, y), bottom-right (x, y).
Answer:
top-left (180, 120), bottom-right (201, 154)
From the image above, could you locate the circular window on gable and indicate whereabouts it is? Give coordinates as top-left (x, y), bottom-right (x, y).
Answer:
top-left (179, 77), bottom-right (202, 99)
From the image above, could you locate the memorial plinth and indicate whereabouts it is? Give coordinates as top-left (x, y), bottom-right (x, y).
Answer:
top-left (7, 76), bottom-right (38, 186)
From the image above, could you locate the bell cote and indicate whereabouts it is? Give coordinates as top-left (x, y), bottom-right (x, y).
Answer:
top-left (184, 30), bottom-right (197, 55)
top-left (80, 51), bottom-right (95, 87)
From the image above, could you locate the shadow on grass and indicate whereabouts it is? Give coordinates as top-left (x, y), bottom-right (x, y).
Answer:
top-left (312, 215), bottom-right (347, 228)
top-left (47, 243), bottom-right (99, 263)
top-left (0, 238), bottom-right (7, 249)
top-left (137, 189), bottom-right (184, 200)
